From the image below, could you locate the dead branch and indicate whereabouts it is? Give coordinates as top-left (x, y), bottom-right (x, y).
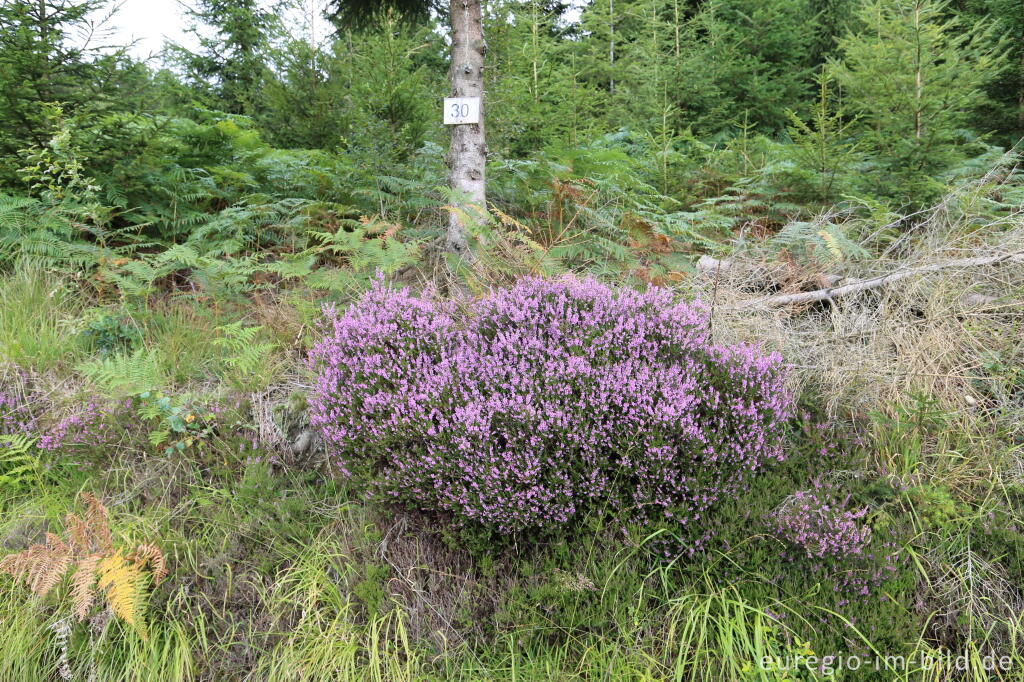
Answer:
top-left (719, 251), bottom-right (1024, 309)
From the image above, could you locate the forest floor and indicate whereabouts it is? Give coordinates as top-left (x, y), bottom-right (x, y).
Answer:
top-left (0, 177), bottom-right (1023, 682)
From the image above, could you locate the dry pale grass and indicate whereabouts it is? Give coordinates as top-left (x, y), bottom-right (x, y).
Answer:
top-left (693, 171), bottom-right (1024, 434)
top-left (924, 544), bottom-right (1024, 649)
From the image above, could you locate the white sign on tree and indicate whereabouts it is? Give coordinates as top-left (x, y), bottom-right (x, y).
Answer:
top-left (444, 97), bottom-right (481, 125)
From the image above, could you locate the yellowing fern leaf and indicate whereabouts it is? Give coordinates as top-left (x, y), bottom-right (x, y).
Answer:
top-left (0, 493), bottom-right (165, 638)
top-left (817, 230), bottom-right (844, 263)
top-left (97, 552), bottom-right (144, 636)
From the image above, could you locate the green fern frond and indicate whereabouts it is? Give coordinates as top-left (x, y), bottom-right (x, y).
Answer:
top-left (213, 323), bottom-right (277, 391)
top-left (78, 348), bottom-right (167, 397)
top-left (767, 221), bottom-right (868, 266)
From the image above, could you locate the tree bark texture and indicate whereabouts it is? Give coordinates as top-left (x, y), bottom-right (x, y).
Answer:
top-left (446, 0), bottom-right (486, 261)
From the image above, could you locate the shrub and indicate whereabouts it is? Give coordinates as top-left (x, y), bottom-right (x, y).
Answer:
top-left (0, 389), bottom-right (38, 490)
top-left (2, 379), bottom-right (115, 457)
top-left (768, 476), bottom-right (910, 602)
top-left (81, 310), bottom-right (142, 358)
top-left (310, 276), bottom-right (795, 552)
top-left (36, 400), bottom-right (108, 453)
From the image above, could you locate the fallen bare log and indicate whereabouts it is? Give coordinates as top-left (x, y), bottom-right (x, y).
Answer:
top-left (718, 251), bottom-right (1024, 309)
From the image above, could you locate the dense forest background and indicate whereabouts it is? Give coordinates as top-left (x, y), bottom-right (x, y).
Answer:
top-left (0, 0), bottom-right (1021, 287)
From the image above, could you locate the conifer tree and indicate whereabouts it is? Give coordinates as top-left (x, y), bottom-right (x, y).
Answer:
top-left (263, 6), bottom-right (440, 154)
top-left (785, 70), bottom-right (861, 204)
top-left (486, 0), bottom-right (583, 155)
top-left (830, 0), bottom-right (1009, 201)
top-left (0, 0), bottom-right (143, 183)
top-left (955, 0), bottom-right (1024, 144)
top-left (170, 0), bottom-right (281, 116)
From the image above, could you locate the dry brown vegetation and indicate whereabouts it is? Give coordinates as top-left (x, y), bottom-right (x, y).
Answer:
top-left (695, 184), bottom-right (1024, 426)
top-left (0, 493), bottom-right (166, 637)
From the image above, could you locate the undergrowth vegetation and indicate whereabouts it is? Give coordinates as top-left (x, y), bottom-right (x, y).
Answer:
top-left (1, 0), bottom-right (1023, 679)
top-left (1, 185), bottom-right (1020, 678)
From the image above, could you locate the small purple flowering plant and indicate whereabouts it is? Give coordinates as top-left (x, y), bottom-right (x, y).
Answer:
top-left (2, 380), bottom-right (112, 463)
top-left (37, 400), bottom-right (109, 452)
top-left (768, 474), bottom-right (906, 600)
top-left (768, 479), bottom-right (873, 559)
top-left (0, 391), bottom-right (36, 444)
top-left (310, 276), bottom-right (796, 549)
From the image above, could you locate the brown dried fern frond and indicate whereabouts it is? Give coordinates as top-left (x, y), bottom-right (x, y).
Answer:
top-left (0, 493), bottom-right (166, 639)
top-left (65, 513), bottom-right (91, 556)
top-left (0, 533), bottom-right (72, 598)
top-left (128, 543), bottom-right (166, 585)
top-left (71, 555), bottom-right (101, 620)
top-left (82, 493), bottom-right (112, 554)
top-left (31, 534), bottom-right (71, 596)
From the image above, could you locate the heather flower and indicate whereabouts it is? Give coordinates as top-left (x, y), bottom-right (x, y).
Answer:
top-left (0, 391), bottom-right (35, 444)
top-left (769, 481), bottom-right (873, 559)
top-left (772, 475), bottom-right (908, 600)
top-left (37, 400), bottom-right (109, 452)
top-left (310, 276), bottom-right (795, 550)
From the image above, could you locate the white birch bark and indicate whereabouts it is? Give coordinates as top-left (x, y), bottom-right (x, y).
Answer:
top-left (446, 0), bottom-right (486, 261)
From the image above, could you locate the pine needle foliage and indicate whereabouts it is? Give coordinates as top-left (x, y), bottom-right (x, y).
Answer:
top-left (784, 70), bottom-right (862, 204)
top-left (327, 0), bottom-right (438, 28)
top-left (0, 493), bottom-right (167, 639)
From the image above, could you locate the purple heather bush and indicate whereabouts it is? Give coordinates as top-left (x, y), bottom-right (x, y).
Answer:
top-left (1, 387), bottom-right (110, 453)
top-left (36, 399), bottom-right (109, 452)
top-left (769, 477), bottom-right (906, 599)
top-left (310, 276), bottom-right (795, 550)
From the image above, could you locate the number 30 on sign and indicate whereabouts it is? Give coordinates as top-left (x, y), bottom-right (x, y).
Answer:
top-left (444, 97), bottom-right (480, 125)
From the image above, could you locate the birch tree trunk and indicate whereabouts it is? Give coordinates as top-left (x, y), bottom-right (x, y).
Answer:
top-left (446, 0), bottom-right (486, 261)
